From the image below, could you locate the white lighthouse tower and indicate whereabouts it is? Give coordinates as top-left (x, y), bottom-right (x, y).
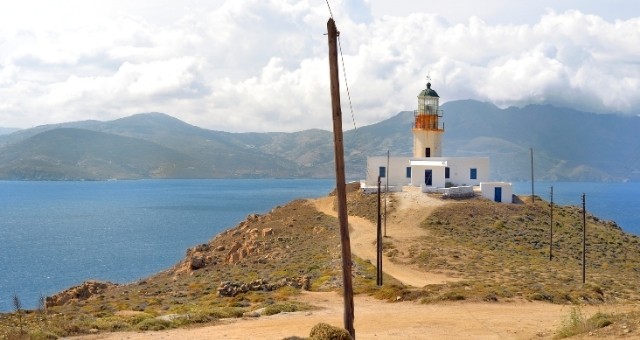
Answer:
top-left (412, 81), bottom-right (443, 158)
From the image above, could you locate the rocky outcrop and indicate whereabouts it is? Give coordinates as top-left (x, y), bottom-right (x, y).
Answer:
top-left (173, 211), bottom-right (287, 274)
top-left (46, 280), bottom-right (118, 307)
top-left (217, 276), bottom-right (310, 297)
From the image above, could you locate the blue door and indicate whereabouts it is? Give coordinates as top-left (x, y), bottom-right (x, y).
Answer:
top-left (494, 187), bottom-right (502, 203)
top-left (425, 170), bottom-right (433, 186)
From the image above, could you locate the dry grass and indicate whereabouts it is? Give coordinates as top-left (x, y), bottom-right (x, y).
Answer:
top-left (394, 196), bottom-right (640, 304)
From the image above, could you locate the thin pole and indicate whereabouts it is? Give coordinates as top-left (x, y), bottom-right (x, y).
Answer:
top-left (549, 186), bottom-right (553, 261)
top-left (327, 18), bottom-right (355, 339)
top-left (530, 148), bottom-right (535, 202)
top-left (582, 193), bottom-right (586, 285)
top-left (384, 150), bottom-right (389, 237)
top-left (377, 176), bottom-right (382, 286)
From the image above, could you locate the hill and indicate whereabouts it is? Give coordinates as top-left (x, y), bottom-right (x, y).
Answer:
top-left (2, 189), bottom-right (640, 339)
top-left (0, 101), bottom-right (638, 181)
top-left (442, 100), bottom-right (640, 182)
top-left (0, 128), bottom-right (201, 180)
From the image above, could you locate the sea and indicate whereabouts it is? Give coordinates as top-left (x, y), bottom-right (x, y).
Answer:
top-left (0, 179), bottom-right (638, 312)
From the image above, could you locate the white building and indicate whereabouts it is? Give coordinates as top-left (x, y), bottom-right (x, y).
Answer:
top-left (363, 80), bottom-right (510, 203)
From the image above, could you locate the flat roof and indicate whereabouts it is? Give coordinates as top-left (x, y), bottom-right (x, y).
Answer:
top-left (410, 160), bottom-right (448, 167)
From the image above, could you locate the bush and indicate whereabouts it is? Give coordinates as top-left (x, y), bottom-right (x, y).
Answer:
top-left (309, 323), bottom-right (352, 340)
top-left (372, 284), bottom-right (406, 301)
top-left (588, 312), bottom-right (612, 329)
top-left (556, 307), bottom-right (586, 338)
top-left (135, 318), bottom-right (170, 331)
top-left (555, 307), bottom-right (613, 339)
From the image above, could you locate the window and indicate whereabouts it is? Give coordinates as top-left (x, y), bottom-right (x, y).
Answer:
top-left (406, 167), bottom-right (411, 178)
top-left (379, 166), bottom-right (386, 178)
top-left (470, 168), bottom-right (477, 180)
top-left (445, 167), bottom-right (450, 179)
top-left (425, 147), bottom-right (431, 157)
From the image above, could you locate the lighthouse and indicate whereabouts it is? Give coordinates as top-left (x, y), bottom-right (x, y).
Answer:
top-left (412, 82), bottom-right (443, 158)
top-left (363, 77), bottom-right (504, 201)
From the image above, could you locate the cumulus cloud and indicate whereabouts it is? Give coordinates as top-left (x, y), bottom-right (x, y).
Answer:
top-left (0, 0), bottom-right (638, 131)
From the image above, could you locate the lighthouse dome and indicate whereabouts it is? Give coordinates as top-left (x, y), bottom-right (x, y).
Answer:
top-left (419, 82), bottom-right (439, 98)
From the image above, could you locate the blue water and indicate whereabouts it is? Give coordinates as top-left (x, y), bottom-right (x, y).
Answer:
top-left (0, 179), bottom-right (334, 312)
top-left (512, 182), bottom-right (639, 236)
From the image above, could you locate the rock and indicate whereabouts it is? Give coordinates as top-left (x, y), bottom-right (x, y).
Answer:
top-left (46, 280), bottom-right (118, 307)
top-left (194, 244), bottom-right (210, 252)
top-left (217, 276), bottom-right (311, 297)
top-left (156, 314), bottom-right (184, 322)
top-left (243, 307), bottom-right (267, 317)
top-left (189, 255), bottom-right (206, 270)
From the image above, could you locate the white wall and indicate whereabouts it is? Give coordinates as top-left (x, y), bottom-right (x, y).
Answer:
top-left (365, 156), bottom-right (412, 187)
top-left (365, 156), bottom-right (490, 189)
top-left (480, 182), bottom-right (513, 203)
top-left (412, 130), bottom-right (443, 158)
top-left (410, 164), bottom-right (446, 188)
top-left (445, 157), bottom-right (490, 186)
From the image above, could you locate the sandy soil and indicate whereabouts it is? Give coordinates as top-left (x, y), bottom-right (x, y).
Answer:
top-left (72, 190), bottom-right (634, 339)
top-left (78, 290), bottom-right (622, 340)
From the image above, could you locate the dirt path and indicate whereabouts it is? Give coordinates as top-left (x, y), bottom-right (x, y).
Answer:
top-left (313, 193), bottom-right (455, 287)
top-left (76, 290), bottom-right (625, 340)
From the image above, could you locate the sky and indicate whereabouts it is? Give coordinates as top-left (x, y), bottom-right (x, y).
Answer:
top-left (0, 0), bottom-right (638, 132)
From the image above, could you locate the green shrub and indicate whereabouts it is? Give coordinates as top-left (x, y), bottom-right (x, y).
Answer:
top-left (135, 318), bottom-right (170, 331)
top-left (556, 307), bottom-right (586, 338)
top-left (555, 307), bottom-right (613, 339)
top-left (587, 312), bottom-right (613, 329)
top-left (309, 322), bottom-right (352, 340)
top-left (441, 291), bottom-right (465, 301)
top-left (372, 284), bottom-right (406, 301)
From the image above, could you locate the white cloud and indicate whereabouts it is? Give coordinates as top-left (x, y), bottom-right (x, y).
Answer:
top-left (0, 0), bottom-right (638, 131)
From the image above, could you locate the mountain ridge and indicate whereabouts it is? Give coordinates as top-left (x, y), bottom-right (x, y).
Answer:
top-left (0, 100), bottom-right (638, 181)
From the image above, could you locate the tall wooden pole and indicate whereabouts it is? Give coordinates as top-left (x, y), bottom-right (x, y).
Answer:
top-left (582, 193), bottom-right (586, 285)
top-left (377, 176), bottom-right (382, 286)
top-left (549, 186), bottom-right (553, 261)
top-left (384, 150), bottom-right (389, 237)
top-left (327, 18), bottom-right (355, 339)
top-left (530, 148), bottom-right (535, 202)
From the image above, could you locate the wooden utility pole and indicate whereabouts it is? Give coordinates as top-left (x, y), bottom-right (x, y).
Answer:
top-left (530, 148), bottom-right (535, 202)
top-left (549, 186), bottom-right (554, 261)
top-left (582, 193), bottom-right (586, 285)
top-left (327, 18), bottom-right (355, 339)
top-left (384, 150), bottom-right (389, 237)
top-left (377, 176), bottom-right (383, 286)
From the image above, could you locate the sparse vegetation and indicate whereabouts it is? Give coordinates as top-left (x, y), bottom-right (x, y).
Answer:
top-left (555, 307), bottom-right (614, 338)
top-left (386, 197), bottom-right (640, 304)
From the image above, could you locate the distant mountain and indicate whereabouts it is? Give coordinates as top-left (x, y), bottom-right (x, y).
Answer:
top-left (0, 128), bottom-right (201, 180)
top-left (441, 100), bottom-right (640, 181)
top-left (0, 102), bottom-right (637, 181)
